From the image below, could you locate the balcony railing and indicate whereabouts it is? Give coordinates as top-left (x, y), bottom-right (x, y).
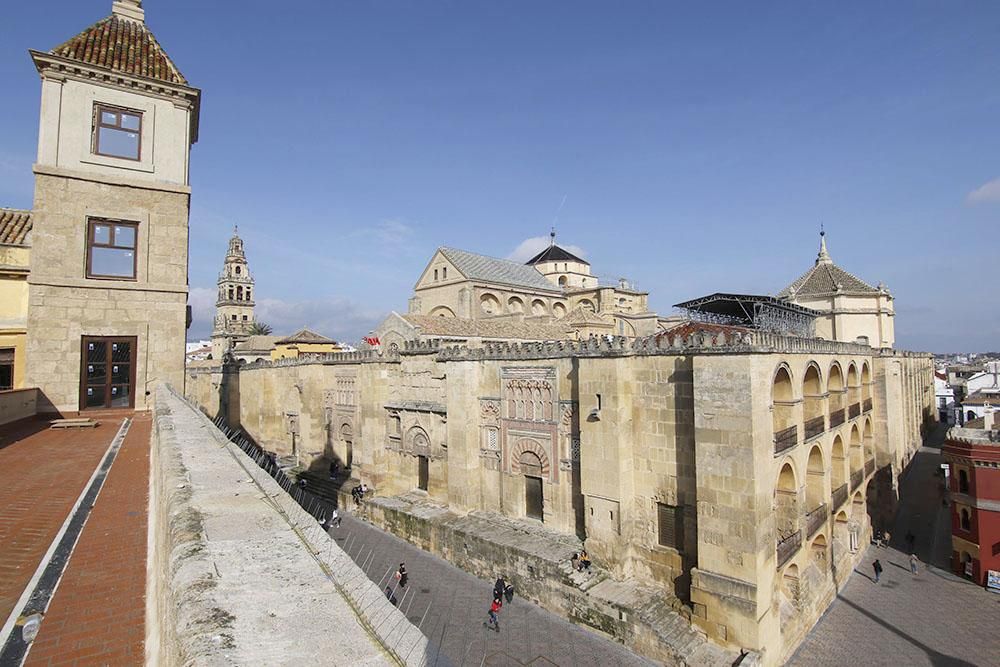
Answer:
top-left (777, 530), bottom-right (802, 568)
top-left (832, 483), bottom-right (848, 509)
top-left (863, 397), bottom-right (873, 413)
top-left (804, 415), bottom-right (825, 440)
top-left (830, 409), bottom-right (846, 428)
top-left (851, 468), bottom-right (864, 490)
top-left (865, 458), bottom-right (875, 476)
top-left (849, 403), bottom-right (861, 419)
top-left (806, 503), bottom-right (828, 537)
top-left (774, 425), bottom-right (798, 455)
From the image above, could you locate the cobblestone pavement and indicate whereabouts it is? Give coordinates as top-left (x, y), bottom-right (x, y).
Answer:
top-left (789, 438), bottom-right (1000, 667)
top-left (331, 511), bottom-right (654, 667)
top-left (0, 417), bottom-right (127, 623)
top-left (25, 413), bottom-right (151, 666)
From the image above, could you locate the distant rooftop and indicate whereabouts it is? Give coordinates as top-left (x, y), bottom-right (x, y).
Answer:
top-left (778, 232), bottom-right (882, 298)
top-left (525, 243), bottom-right (589, 266)
top-left (0, 209), bottom-right (32, 245)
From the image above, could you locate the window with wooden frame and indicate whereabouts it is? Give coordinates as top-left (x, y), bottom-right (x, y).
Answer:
top-left (0, 348), bottom-right (14, 391)
top-left (87, 219), bottom-right (138, 280)
top-left (93, 104), bottom-right (142, 160)
top-left (657, 503), bottom-right (684, 552)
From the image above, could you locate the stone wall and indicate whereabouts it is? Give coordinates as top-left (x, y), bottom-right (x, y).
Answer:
top-left (148, 384), bottom-right (428, 665)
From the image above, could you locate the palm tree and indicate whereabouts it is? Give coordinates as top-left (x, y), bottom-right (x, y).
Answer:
top-left (248, 321), bottom-right (273, 335)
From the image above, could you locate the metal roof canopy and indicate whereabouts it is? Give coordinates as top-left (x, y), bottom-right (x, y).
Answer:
top-left (673, 293), bottom-right (820, 337)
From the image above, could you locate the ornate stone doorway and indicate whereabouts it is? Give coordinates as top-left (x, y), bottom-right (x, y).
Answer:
top-left (340, 423), bottom-right (353, 469)
top-left (521, 450), bottom-right (544, 520)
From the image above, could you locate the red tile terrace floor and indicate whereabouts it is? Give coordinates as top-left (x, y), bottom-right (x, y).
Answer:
top-left (0, 411), bottom-right (150, 666)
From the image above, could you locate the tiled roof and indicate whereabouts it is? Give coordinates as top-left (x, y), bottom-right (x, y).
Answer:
top-left (276, 328), bottom-right (335, 345)
top-left (403, 315), bottom-right (573, 341)
top-left (0, 209), bottom-right (32, 245)
top-left (233, 335), bottom-right (280, 353)
top-left (50, 14), bottom-right (187, 85)
top-left (778, 235), bottom-right (880, 298)
top-left (526, 244), bottom-right (589, 266)
top-left (438, 248), bottom-right (557, 292)
top-left (963, 390), bottom-right (1000, 406)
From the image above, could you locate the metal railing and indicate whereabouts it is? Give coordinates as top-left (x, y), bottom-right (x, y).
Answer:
top-left (806, 504), bottom-right (828, 537)
top-left (849, 403), bottom-right (861, 419)
top-left (777, 530), bottom-right (802, 568)
top-left (851, 468), bottom-right (864, 490)
top-left (863, 397), bottom-right (873, 413)
top-left (865, 458), bottom-right (875, 476)
top-left (830, 409), bottom-right (846, 428)
top-left (804, 415), bottom-right (825, 440)
top-left (832, 483), bottom-right (848, 509)
top-left (774, 425), bottom-right (799, 454)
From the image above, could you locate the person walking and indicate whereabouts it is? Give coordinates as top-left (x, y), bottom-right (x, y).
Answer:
top-left (395, 563), bottom-right (408, 589)
top-left (873, 559), bottom-right (883, 583)
top-left (504, 583), bottom-right (514, 605)
top-left (494, 576), bottom-right (506, 601)
top-left (330, 508), bottom-right (341, 528)
top-left (484, 597), bottom-right (502, 633)
top-left (910, 553), bottom-right (919, 574)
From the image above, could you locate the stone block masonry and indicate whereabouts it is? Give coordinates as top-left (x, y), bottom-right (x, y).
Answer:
top-left (148, 384), bottom-right (429, 665)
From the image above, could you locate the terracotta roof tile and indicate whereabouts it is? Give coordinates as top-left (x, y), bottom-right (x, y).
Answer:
top-left (0, 209), bottom-right (32, 245)
top-left (51, 15), bottom-right (187, 85)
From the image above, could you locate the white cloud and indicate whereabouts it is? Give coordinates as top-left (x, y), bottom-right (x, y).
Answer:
top-left (507, 236), bottom-right (588, 263)
top-left (967, 177), bottom-right (1000, 204)
top-left (186, 288), bottom-right (387, 345)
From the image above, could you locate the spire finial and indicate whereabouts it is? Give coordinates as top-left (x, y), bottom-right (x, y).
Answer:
top-left (816, 224), bottom-right (832, 265)
top-left (234, 224), bottom-right (239, 236)
top-left (550, 227), bottom-right (556, 247)
top-left (111, 0), bottom-right (145, 22)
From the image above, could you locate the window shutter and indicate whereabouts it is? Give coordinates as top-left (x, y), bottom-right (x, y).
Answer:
top-left (657, 504), bottom-right (684, 552)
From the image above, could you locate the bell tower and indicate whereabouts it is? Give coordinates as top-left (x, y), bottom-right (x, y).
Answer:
top-left (211, 227), bottom-right (256, 359)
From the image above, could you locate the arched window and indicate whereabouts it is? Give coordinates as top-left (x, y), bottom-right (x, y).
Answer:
top-left (806, 446), bottom-right (825, 511)
top-left (508, 296), bottom-right (524, 313)
top-left (960, 508), bottom-right (971, 531)
top-left (235, 266), bottom-right (241, 275)
top-left (558, 275), bottom-right (568, 287)
top-left (772, 366), bottom-right (796, 452)
top-left (803, 364), bottom-right (824, 439)
top-left (434, 269), bottom-right (438, 280)
top-left (442, 267), bottom-right (447, 279)
top-left (959, 469), bottom-right (969, 494)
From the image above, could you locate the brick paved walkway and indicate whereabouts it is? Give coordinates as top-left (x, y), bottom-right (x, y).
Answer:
top-left (331, 512), bottom-right (654, 667)
top-left (0, 418), bottom-right (127, 624)
top-left (788, 440), bottom-right (1000, 667)
top-left (24, 413), bottom-right (151, 666)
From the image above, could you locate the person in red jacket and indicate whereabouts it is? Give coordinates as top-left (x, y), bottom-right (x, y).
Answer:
top-left (484, 597), bottom-right (502, 632)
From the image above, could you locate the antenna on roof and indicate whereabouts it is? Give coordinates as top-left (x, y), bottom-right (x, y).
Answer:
top-left (550, 227), bottom-right (556, 247)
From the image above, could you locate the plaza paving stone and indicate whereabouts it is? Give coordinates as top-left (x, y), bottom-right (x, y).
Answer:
top-left (0, 417), bottom-right (127, 625)
top-left (789, 437), bottom-right (1000, 667)
top-left (330, 510), bottom-right (655, 667)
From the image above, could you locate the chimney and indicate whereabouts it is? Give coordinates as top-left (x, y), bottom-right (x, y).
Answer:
top-left (985, 407), bottom-right (994, 431)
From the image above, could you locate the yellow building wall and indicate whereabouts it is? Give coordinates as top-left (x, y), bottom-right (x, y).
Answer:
top-left (0, 244), bottom-right (30, 389)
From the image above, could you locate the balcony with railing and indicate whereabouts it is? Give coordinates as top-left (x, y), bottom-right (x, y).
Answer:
top-left (830, 409), bottom-right (846, 428)
top-left (806, 504), bottom-right (828, 537)
top-left (865, 458), bottom-right (875, 476)
top-left (832, 483), bottom-right (848, 509)
top-left (774, 425), bottom-right (798, 455)
top-left (804, 415), bottom-right (825, 441)
top-left (863, 397), bottom-right (873, 413)
top-left (777, 530), bottom-right (803, 568)
top-left (849, 403), bottom-right (861, 419)
top-left (851, 468), bottom-right (864, 490)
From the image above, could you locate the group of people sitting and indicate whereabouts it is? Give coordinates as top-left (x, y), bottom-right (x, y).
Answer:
top-left (570, 549), bottom-right (592, 572)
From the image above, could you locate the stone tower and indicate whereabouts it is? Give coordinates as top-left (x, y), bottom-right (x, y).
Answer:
top-left (25, 0), bottom-right (200, 412)
top-left (211, 227), bottom-right (256, 359)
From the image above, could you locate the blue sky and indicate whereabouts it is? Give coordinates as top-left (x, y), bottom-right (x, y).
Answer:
top-left (2, 1), bottom-right (999, 352)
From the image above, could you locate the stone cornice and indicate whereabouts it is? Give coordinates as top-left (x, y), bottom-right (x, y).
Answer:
top-left (33, 164), bottom-right (192, 195)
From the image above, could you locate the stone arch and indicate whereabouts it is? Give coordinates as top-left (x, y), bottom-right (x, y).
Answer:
top-left (847, 362), bottom-right (861, 409)
top-left (407, 426), bottom-right (431, 455)
top-left (851, 490), bottom-right (865, 519)
top-left (772, 365), bottom-right (796, 446)
top-left (553, 302), bottom-right (567, 318)
top-left (510, 438), bottom-right (550, 477)
top-left (616, 318), bottom-right (636, 337)
top-left (531, 299), bottom-right (548, 316)
top-left (480, 292), bottom-right (500, 315)
top-left (775, 460), bottom-right (799, 538)
top-left (849, 423), bottom-right (863, 475)
top-left (861, 361), bottom-right (872, 402)
top-left (508, 296), bottom-right (524, 313)
top-left (811, 533), bottom-right (828, 564)
top-left (806, 445), bottom-right (825, 510)
top-left (429, 305), bottom-right (456, 318)
top-left (863, 417), bottom-right (875, 464)
top-left (828, 362), bottom-right (846, 421)
top-left (781, 563), bottom-right (800, 600)
top-left (339, 420), bottom-right (354, 469)
top-left (831, 434), bottom-right (847, 492)
top-left (803, 362), bottom-right (825, 437)
top-left (579, 299), bottom-right (595, 312)
top-left (558, 275), bottom-right (568, 287)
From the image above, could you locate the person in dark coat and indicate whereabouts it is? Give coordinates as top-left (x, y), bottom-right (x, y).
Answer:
top-left (396, 563), bottom-right (408, 589)
top-left (504, 583), bottom-right (514, 604)
top-left (494, 576), bottom-right (506, 601)
top-left (873, 559), bottom-right (883, 583)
